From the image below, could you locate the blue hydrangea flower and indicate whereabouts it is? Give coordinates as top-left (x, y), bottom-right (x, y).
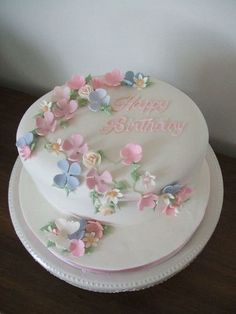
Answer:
top-left (16, 132), bottom-right (34, 148)
top-left (88, 88), bottom-right (110, 112)
top-left (68, 218), bottom-right (87, 240)
top-left (122, 71), bottom-right (135, 86)
top-left (162, 183), bottom-right (182, 195)
top-left (53, 159), bottom-right (81, 192)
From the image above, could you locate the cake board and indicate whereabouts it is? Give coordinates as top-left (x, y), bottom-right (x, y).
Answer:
top-left (8, 145), bottom-right (223, 292)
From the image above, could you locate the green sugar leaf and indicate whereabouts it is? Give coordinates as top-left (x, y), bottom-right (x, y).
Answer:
top-left (47, 240), bottom-right (56, 248)
top-left (85, 74), bottom-right (92, 83)
top-left (79, 98), bottom-right (88, 107)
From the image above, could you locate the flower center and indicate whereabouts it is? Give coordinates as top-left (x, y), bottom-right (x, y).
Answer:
top-left (88, 154), bottom-right (97, 164)
top-left (136, 79), bottom-right (144, 87)
top-left (42, 105), bottom-right (49, 112)
top-left (108, 190), bottom-right (118, 198)
top-left (51, 143), bottom-right (60, 151)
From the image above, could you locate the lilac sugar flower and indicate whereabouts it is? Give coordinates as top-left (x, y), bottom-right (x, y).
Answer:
top-left (16, 132), bottom-right (34, 149)
top-left (122, 71), bottom-right (135, 86)
top-left (53, 159), bottom-right (81, 192)
top-left (161, 183), bottom-right (182, 195)
top-left (88, 88), bottom-right (110, 112)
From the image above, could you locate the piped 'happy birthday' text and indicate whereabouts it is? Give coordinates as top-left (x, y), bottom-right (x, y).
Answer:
top-left (100, 95), bottom-right (187, 136)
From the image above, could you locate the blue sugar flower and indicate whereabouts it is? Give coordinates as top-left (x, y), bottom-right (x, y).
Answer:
top-left (16, 132), bottom-right (34, 148)
top-left (53, 159), bottom-right (81, 192)
top-left (122, 71), bottom-right (135, 86)
top-left (162, 183), bottom-right (182, 195)
top-left (88, 88), bottom-right (110, 112)
top-left (68, 218), bottom-right (87, 240)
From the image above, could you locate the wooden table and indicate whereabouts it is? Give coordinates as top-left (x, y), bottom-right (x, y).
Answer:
top-left (0, 87), bottom-right (235, 314)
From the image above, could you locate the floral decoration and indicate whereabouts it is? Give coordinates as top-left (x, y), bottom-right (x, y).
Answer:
top-left (120, 143), bottom-right (143, 165)
top-left (86, 169), bottom-right (113, 193)
top-left (88, 88), bottom-right (111, 114)
top-left (53, 159), bottom-right (81, 194)
top-left (16, 132), bottom-right (38, 160)
top-left (138, 193), bottom-right (159, 211)
top-left (83, 151), bottom-right (102, 169)
top-left (16, 69), bottom-right (152, 160)
top-left (41, 216), bottom-right (111, 257)
top-left (62, 133), bottom-right (88, 162)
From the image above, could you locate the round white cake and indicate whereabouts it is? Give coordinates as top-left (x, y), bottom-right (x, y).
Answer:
top-left (16, 70), bottom-right (208, 226)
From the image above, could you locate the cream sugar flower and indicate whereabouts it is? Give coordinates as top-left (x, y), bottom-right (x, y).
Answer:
top-left (83, 151), bottom-right (101, 169)
top-left (40, 100), bottom-right (52, 112)
top-left (104, 188), bottom-right (123, 205)
top-left (142, 171), bottom-right (156, 189)
top-left (133, 73), bottom-right (149, 89)
top-left (78, 84), bottom-right (93, 99)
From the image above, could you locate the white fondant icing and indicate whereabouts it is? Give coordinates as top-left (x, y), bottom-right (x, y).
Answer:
top-left (17, 78), bottom-right (209, 225)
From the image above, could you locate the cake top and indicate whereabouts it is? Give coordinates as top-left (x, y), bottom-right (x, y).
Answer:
top-left (16, 69), bottom-right (208, 225)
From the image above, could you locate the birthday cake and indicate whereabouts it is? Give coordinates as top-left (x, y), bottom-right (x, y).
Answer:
top-left (16, 70), bottom-right (210, 271)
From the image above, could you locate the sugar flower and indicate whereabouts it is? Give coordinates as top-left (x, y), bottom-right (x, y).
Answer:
top-left (86, 168), bottom-right (112, 193)
top-left (36, 111), bottom-right (57, 136)
top-left (69, 239), bottom-right (85, 257)
top-left (104, 188), bottom-right (123, 205)
top-left (88, 88), bottom-right (110, 112)
top-left (83, 151), bottom-right (101, 169)
top-left (53, 99), bottom-right (78, 120)
top-left (78, 84), bottom-right (93, 99)
top-left (86, 221), bottom-right (103, 239)
top-left (120, 143), bottom-right (142, 165)
top-left (16, 132), bottom-right (34, 160)
top-left (162, 183), bottom-right (182, 195)
top-left (68, 219), bottom-right (87, 240)
top-left (122, 71), bottom-right (135, 86)
top-left (133, 73), bottom-right (149, 89)
top-left (52, 85), bottom-right (71, 104)
top-left (83, 232), bottom-right (99, 248)
top-left (98, 205), bottom-right (115, 216)
top-left (62, 133), bottom-right (88, 162)
top-left (53, 159), bottom-right (81, 191)
top-left (142, 171), bottom-right (156, 189)
top-left (104, 69), bottom-right (124, 87)
top-left (47, 218), bottom-right (80, 249)
top-left (40, 100), bottom-right (52, 113)
top-left (50, 138), bottom-right (62, 154)
top-left (67, 75), bottom-right (85, 90)
top-left (91, 77), bottom-right (105, 89)
top-left (138, 193), bottom-right (159, 211)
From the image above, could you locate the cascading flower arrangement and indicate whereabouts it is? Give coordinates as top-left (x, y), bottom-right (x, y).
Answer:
top-left (16, 69), bottom-right (152, 160)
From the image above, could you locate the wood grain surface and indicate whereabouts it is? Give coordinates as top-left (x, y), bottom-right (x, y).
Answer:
top-left (0, 87), bottom-right (235, 314)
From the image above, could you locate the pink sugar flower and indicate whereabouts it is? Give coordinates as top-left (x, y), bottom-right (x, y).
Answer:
top-left (175, 187), bottom-right (193, 204)
top-left (91, 77), bottom-right (105, 89)
top-left (86, 221), bottom-right (103, 239)
top-left (104, 69), bottom-right (124, 87)
top-left (120, 143), bottom-right (142, 165)
top-left (19, 145), bottom-right (32, 160)
top-left (62, 133), bottom-right (88, 161)
top-left (53, 99), bottom-right (78, 120)
top-left (86, 169), bottom-right (112, 193)
top-left (67, 75), bottom-right (86, 90)
top-left (36, 111), bottom-right (57, 136)
top-left (69, 239), bottom-right (85, 257)
top-left (138, 193), bottom-right (159, 211)
top-left (164, 204), bottom-right (179, 216)
top-left (52, 86), bottom-right (71, 104)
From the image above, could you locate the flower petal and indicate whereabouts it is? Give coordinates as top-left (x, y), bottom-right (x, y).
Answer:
top-left (69, 162), bottom-right (81, 175)
top-left (67, 175), bottom-right (80, 190)
top-left (57, 159), bottom-right (70, 173)
top-left (54, 174), bottom-right (67, 188)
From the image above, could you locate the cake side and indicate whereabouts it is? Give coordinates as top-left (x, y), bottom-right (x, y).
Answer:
top-left (16, 70), bottom-right (209, 225)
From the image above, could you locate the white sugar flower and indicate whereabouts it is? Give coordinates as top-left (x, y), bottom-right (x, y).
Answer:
top-left (133, 73), bottom-right (149, 89)
top-left (40, 100), bottom-right (52, 112)
top-left (47, 218), bottom-right (80, 249)
top-left (142, 171), bottom-right (156, 189)
top-left (104, 189), bottom-right (123, 205)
